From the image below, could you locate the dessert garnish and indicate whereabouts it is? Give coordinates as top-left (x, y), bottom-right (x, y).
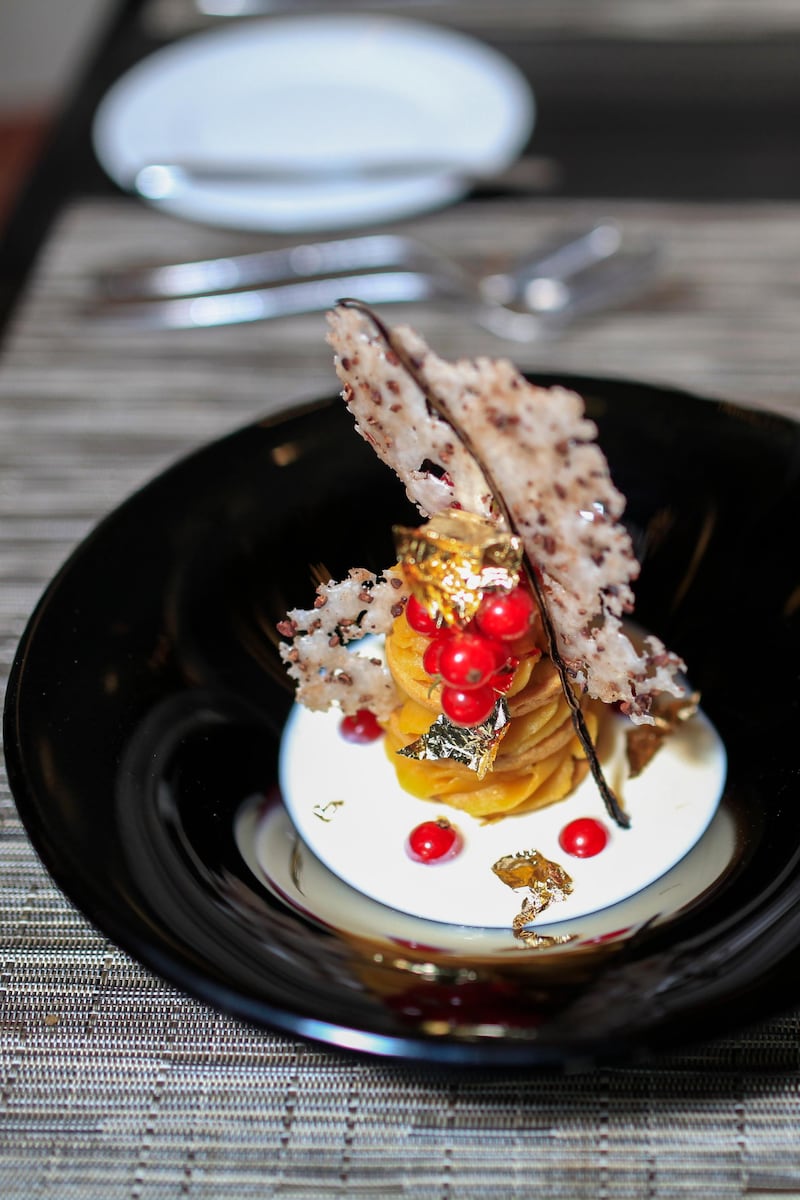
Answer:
top-left (312, 799), bottom-right (344, 823)
top-left (406, 818), bottom-right (462, 863)
top-left (558, 817), bottom-right (609, 858)
top-left (492, 848), bottom-right (575, 944)
top-left (278, 301), bottom-right (688, 832)
top-left (398, 700), bottom-right (510, 780)
top-left (394, 510), bottom-right (522, 627)
top-left (339, 709), bottom-right (384, 743)
top-left (511, 923), bottom-right (577, 951)
top-left (492, 849), bottom-right (574, 917)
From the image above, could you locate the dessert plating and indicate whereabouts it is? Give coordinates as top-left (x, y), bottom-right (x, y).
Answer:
top-left (279, 302), bottom-right (687, 829)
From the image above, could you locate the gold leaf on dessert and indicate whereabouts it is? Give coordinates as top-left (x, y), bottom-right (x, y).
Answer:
top-left (492, 849), bottom-right (573, 917)
top-left (394, 510), bottom-right (522, 626)
top-left (397, 699), bottom-right (510, 780)
top-left (312, 800), bottom-right (344, 822)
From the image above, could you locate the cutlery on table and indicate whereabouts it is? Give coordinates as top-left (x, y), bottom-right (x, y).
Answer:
top-left (97, 223), bottom-right (619, 302)
top-left (88, 223), bottom-right (661, 340)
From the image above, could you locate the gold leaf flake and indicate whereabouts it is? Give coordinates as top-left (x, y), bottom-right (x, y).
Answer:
top-left (312, 800), bottom-right (345, 822)
top-left (492, 849), bottom-right (573, 917)
top-left (492, 851), bottom-right (575, 946)
top-left (394, 510), bottom-right (521, 626)
top-left (398, 699), bottom-right (510, 779)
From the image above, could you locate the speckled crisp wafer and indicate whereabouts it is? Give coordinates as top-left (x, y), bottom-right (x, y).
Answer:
top-left (326, 306), bottom-right (684, 724)
top-left (277, 568), bottom-right (410, 719)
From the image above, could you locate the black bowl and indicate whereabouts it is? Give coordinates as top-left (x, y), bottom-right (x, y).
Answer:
top-left (4, 375), bottom-right (800, 1067)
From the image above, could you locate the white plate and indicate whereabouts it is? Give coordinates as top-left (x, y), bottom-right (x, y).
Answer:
top-left (92, 14), bottom-right (535, 233)
top-left (280, 689), bottom-right (727, 929)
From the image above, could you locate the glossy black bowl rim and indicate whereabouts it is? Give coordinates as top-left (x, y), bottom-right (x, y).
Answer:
top-left (4, 374), bottom-right (800, 1068)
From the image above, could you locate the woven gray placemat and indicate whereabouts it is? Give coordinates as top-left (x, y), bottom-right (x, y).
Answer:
top-left (2, 197), bottom-right (800, 1198)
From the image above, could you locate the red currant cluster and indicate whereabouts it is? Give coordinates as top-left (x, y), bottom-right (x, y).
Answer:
top-left (405, 585), bottom-right (537, 727)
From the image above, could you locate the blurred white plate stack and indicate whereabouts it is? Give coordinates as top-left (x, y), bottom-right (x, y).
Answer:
top-left (92, 13), bottom-right (535, 232)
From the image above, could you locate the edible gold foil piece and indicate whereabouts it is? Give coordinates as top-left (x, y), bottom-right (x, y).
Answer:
top-left (394, 510), bottom-right (522, 625)
top-left (397, 699), bottom-right (510, 780)
top-left (312, 800), bottom-right (344, 822)
top-left (511, 898), bottom-right (577, 948)
top-left (492, 849), bottom-right (574, 917)
top-left (513, 928), bottom-right (577, 950)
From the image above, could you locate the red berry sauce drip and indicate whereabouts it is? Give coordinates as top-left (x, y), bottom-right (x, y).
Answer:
top-left (558, 817), bottom-right (609, 858)
top-left (406, 818), bottom-right (462, 863)
top-left (339, 709), bottom-right (383, 744)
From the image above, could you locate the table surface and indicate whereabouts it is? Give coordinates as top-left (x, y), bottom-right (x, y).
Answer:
top-left (3, 2), bottom-right (800, 1197)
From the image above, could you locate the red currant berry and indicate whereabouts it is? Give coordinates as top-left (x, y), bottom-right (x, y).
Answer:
top-left (441, 684), bottom-right (497, 727)
top-left (405, 594), bottom-right (439, 635)
top-left (438, 633), bottom-right (497, 690)
top-left (406, 818), bottom-right (461, 863)
top-left (489, 655), bottom-right (520, 694)
top-left (422, 635), bottom-right (448, 676)
top-left (558, 817), bottom-right (609, 858)
top-left (475, 587), bottom-right (535, 641)
top-left (339, 709), bottom-right (383, 743)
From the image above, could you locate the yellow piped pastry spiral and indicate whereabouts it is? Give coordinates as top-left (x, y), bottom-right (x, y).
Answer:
top-left (384, 610), bottom-right (597, 820)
